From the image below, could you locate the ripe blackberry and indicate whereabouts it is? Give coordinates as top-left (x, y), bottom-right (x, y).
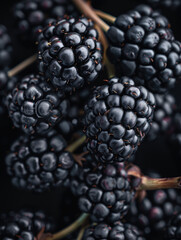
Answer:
top-left (164, 211), bottom-right (181, 239)
top-left (83, 222), bottom-right (146, 240)
top-left (0, 25), bottom-right (12, 68)
top-left (107, 4), bottom-right (181, 93)
top-left (71, 159), bottom-right (135, 223)
top-left (83, 76), bottom-right (155, 163)
top-left (0, 209), bottom-right (55, 240)
top-left (7, 74), bottom-right (65, 135)
top-left (146, 0), bottom-right (181, 9)
top-left (127, 188), bottom-right (181, 235)
top-left (5, 129), bottom-right (77, 192)
top-left (13, 0), bottom-right (78, 42)
top-left (38, 16), bottom-right (103, 93)
top-left (147, 93), bottom-right (176, 141)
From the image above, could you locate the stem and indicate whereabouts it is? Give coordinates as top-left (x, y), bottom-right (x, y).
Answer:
top-left (94, 24), bottom-right (115, 78)
top-left (8, 54), bottom-right (37, 78)
top-left (47, 214), bottom-right (89, 240)
top-left (72, 0), bottom-right (109, 32)
top-left (66, 135), bottom-right (86, 153)
top-left (128, 171), bottom-right (181, 190)
top-left (94, 10), bottom-right (116, 23)
top-left (77, 225), bottom-right (89, 240)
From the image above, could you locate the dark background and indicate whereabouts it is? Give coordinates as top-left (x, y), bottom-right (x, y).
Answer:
top-left (0, 0), bottom-right (181, 231)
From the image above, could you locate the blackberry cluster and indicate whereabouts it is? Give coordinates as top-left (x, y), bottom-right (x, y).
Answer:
top-left (127, 188), bottom-right (181, 235)
top-left (5, 129), bottom-right (77, 192)
top-left (84, 76), bottom-right (155, 163)
top-left (0, 209), bottom-right (55, 240)
top-left (7, 74), bottom-right (66, 135)
top-left (164, 211), bottom-right (181, 239)
top-left (83, 222), bottom-right (146, 240)
top-left (147, 93), bottom-right (176, 141)
top-left (146, 0), bottom-right (181, 9)
top-left (38, 16), bottom-right (103, 93)
top-left (0, 25), bottom-right (12, 68)
top-left (13, 0), bottom-right (78, 42)
top-left (107, 4), bottom-right (181, 93)
top-left (71, 160), bottom-right (135, 223)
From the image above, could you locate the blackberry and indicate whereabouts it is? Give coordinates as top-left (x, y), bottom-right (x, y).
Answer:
top-left (0, 25), bottom-right (12, 68)
top-left (83, 222), bottom-right (146, 240)
top-left (107, 4), bottom-right (181, 93)
top-left (38, 16), bottom-right (103, 93)
top-left (147, 93), bottom-right (176, 141)
top-left (0, 209), bottom-right (55, 240)
top-left (13, 0), bottom-right (78, 42)
top-left (71, 159), bottom-right (135, 223)
top-left (83, 76), bottom-right (155, 163)
top-left (164, 211), bottom-right (181, 239)
top-left (127, 188), bottom-right (181, 235)
top-left (146, 0), bottom-right (181, 9)
top-left (7, 74), bottom-right (65, 135)
top-left (5, 129), bottom-right (77, 192)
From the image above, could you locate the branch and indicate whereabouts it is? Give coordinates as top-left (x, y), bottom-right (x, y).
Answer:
top-left (94, 10), bottom-right (116, 23)
top-left (66, 135), bottom-right (86, 153)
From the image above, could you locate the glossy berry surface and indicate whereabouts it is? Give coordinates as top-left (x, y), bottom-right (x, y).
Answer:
top-left (0, 209), bottom-right (55, 240)
top-left (38, 16), bottom-right (103, 93)
top-left (147, 93), bottom-right (176, 141)
top-left (13, 0), bottom-right (78, 42)
top-left (83, 76), bottom-right (155, 163)
top-left (164, 211), bottom-right (181, 239)
top-left (7, 74), bottom-right (65, 135)
top-left (83, 221), bottom-right (146, 240)
top-left (71, 160), bottom-right (135, 223)
top-left (107, 4), bottom-right (181, 93)
top-left (5, 129), bottom-right (77, 192)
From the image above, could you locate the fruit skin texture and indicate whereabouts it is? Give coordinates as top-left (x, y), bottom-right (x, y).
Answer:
top-left (38, 16), bottom-right (103, 93)
top-left (83, 76), bottom-right (155, 163)
top-left (107, 4), bottom-right (181, 93)
top-left (13, 0), bottom-right (78, 42)
top-left (0, 25), bottom-right (12, 68)
top-left (71, 159), bottom-right (135, 223)
top-left (83, 222), bottom-right (146, 240)
top-left (127, 188), bottom-right (181, 236)
top-left (7, 74), bottom-right (65, 135)
top-left (147, 93), bottom-right (176, 141)
top-left (164, 211), bottom-right (181, 239)
top-left (5, 129), bottom-right (77, 193)
top-left (0, 209), bottom-right (55, 240)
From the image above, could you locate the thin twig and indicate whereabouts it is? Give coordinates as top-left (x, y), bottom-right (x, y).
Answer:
top-left (66, 135), bottom-right (86, 153)
top-left (94, 9), bottom-right (116, 23)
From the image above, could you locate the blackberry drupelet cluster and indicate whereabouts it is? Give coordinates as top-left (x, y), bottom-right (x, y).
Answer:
top-left (83, 222), bottom-right (146, 240)
top-left (13, 0), bottom-right (78, 42)
top-left (71, 159), bottom-right (135, 223)
top-left (147, 93), bottom-right (176, 141)
top-left (7, 74), bottom-right (66, 135)
top-left (107, 4), bottom-right (181, 93)
top-left (0, 25), bottom-right (12, 68)
top-left (127, 188), bottom-right (181, 236)
top-left (38, 16), bottom-right (103, 93)
top-left (5, 129), bottom-right (77, 192)
top-left (146, 0), bottom-right (181, 9)
top-left (83, 76), bottom-right (155, 163)
top-left (164, 211), bottom-right (181, 239)
top-left (0, 209), bottom-right (55, 240)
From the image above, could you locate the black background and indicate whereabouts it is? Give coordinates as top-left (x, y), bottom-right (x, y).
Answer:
top-left (0, 0), bottom-right (181, 234)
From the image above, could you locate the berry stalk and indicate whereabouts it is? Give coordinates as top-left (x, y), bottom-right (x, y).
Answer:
top-left (72, 0), bottom-right (109, 32)
top-left (46, 213), bottom-right (89, 240)
top-left (8, 54), bottom-right (37, 77)
top-left (77, 224), bottom-right (89, 240)
top-left (66, 135), bottom-right (86, 153)
top-left (94, 10), bottom-right (116, 23)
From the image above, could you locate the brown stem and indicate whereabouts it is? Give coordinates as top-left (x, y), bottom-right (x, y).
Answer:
top-left (46, 214), bottom-right (89, 240)
top-left (73, 151), bottom-right (89, 167)
top-left (72, 0), bottom-right (109, 32)
top-left (66, 135), bottom-right (86, 153)
top-left (8, 54), bottom-right (37, 77)
top-left (94, 10), bottom-right (116, 23)
top-left (77, 224), bottom-right (89, 240)
top-left (128, 170), bottom-right (181, 190)
top-left (94, 24), bottom-right (115, 78)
